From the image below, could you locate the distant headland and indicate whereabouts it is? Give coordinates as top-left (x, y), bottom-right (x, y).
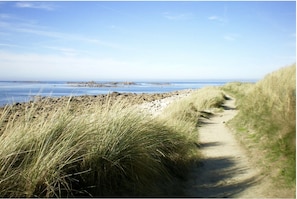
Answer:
top-left (67, 81), bottom-right (171, 87)
top-left (67, 81), bottom-right (137, 87)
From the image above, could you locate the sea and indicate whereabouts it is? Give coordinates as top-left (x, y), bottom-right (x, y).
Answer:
top-left (0, 80), bottom-right (256, 107)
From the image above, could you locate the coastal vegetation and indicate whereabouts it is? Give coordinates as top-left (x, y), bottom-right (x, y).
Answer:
top-left (0, 87), bottom-right (224, 197)
top-left (222, 64), bottom-right (296, 187)
top-left (0, 64), bottom-right (295, 197)
top-left (159, 87), bottom-right (226, 138)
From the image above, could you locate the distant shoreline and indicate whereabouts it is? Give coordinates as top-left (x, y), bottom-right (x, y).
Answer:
top-left (67, 81), bottom-right (171, 87)
top-left (0, 80), bottom-right (256, 107)
top-left (0, 79), bottom-right (258, 83)
top-left (0, 89), bottom-right (193, 121)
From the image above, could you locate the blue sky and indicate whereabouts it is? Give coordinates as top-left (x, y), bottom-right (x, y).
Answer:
top-left (0, 1), bottom-right (295, 81)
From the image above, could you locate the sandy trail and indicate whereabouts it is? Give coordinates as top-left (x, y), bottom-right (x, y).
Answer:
top-left (140, 93), bottom-right (293, 197)
top-left (183, 96), bottom-right (269, 197)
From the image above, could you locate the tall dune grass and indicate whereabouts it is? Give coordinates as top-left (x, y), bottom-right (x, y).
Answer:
top-left (158, 87), bottom-right (226, 146)
top-left (0, 95), bottom-right (202, 197)
top-left (161, 87), bottom-right (226, 122)
top-left (220, 82), bottom-right (254, 107)
top-left (222, 64), bottom-right (296, 186)
top-left (0, 83), bottom-right (240, 197)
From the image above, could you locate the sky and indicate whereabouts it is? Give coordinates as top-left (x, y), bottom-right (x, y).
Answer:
top-left (0, 1), bottom-right (295, 81)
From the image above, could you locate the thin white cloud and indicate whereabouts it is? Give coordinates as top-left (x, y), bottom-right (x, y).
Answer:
top-left (14, 27), bottom-right (62, 38)
top-left (0, 14), bottom-right (13, 19)
top-left (0, 51), bottom-right (137, 80)
top-left (223, 33), bottom-right (240, 41)
top-left (0, 12), bottom-right (39, 28)
top-left (208, 15), bottom-right (227, 25)
top-left (0, 10), bottom-right (126, 50)
top-left (15, 2), bottom-right (56, 11)
top-left (0, 21), bottom-right (10, 28)
top-left (224, 35), bottom-right (235, 41)
top-left (208, 15), bottom-right (219, 20)
top-left (0, 7), bottom-right (126, 52)
top-left (5, 25), bottom-right (126, 50)
top-left (208, 6), bottom-right (229, 25)
top-left (43, 46), bottom-right (80, 56)
top-left (163, 12), bottom-right (193, 20)
top-left (43, 46), bottom-right (104, 57)
top-left (0, 43), bottom-right (24, 48)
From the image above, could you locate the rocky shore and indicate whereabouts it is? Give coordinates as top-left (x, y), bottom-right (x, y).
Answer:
top-left (0, 90), bottom-right (194, 127)
top-left (139, 89), bottom-right (193, 116)
top-left (67, 81), bottom-right (172, 88)
top-left (67, 81), bottom-right (138, 87)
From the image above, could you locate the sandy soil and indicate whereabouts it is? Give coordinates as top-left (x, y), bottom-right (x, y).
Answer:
top-left (141, 94), bottom-right (294, 198)
top-left (182, 96), bottom-right (271, 197)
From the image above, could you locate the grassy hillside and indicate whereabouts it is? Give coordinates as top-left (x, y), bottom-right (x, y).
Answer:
top-left (3, 64), bottom-right (294, 197)
top-left (222, 64), bottom-right (296, 187)
top-left (0, 87), bottom-right (225, 197)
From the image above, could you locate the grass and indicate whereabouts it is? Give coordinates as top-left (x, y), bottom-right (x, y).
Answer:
top-left (0, 87), bottom-right (225, 197)
top-left (5, 69), bottom-right (293, 197)
top-left (157, 87), bottom-right (226, 157)
top-left (221, 64), bottom-right (296, 187)
top-left (159, 87), bottom-right (226, 125)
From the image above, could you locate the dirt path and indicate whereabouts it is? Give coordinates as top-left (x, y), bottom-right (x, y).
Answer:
top-left (140, 93), bottom-right (293, 197)
top-left (183, 96), bottom-right (269, 197)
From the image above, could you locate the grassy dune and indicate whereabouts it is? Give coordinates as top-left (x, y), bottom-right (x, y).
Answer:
top-left (2, 64), bottom-right (293, 197)
top-left (158, 87), bottom-right (226, 140)
top-left (222, 64), bottom-right (296, 187)
top-left (0, 88), bottom-right (225, 197)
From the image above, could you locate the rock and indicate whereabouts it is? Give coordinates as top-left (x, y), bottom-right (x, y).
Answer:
top-left (110, 92), bottom-right (121, 97)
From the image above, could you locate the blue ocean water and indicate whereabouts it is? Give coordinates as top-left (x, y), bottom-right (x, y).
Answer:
top-left (0, 80), bottom-right (255, 107)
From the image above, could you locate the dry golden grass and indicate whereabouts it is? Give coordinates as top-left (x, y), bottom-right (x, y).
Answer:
top-left (0, 88), bottom-right (226, 197)
top-left (222, 64), bottom-right (296, 187)
top-left (158, 87), bottom-right (226, 147)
